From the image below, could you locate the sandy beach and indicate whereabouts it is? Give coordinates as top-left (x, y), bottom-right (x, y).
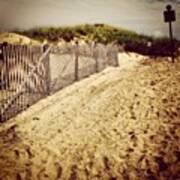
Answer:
top-left (0, 54), bottom-right (179, 180)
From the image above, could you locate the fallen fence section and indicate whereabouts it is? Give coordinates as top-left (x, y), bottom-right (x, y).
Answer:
top-left (0, 42), bottom-right (119, 122)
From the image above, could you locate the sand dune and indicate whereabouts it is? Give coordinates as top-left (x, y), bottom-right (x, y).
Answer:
top-left (0, 33), bottom-right (40, 45)
top-left (0, 54), bottom-right (179, 179)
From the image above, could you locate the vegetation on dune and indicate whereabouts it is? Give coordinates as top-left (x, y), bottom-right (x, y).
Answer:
top-left (15, 24), bottom-right (180, 57)
top-left (15, 24), bottom-right (150, 43)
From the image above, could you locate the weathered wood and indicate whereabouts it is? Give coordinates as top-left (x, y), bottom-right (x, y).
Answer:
top-left (0, 43), bottom-right (52, 122)
top-left (93, 43), bottom-right (99, 73)
top-left (43, 44), bottom-right (51, 95)
top-left (0, 42), bottom-right (119, 122)
top-left (74, 42), bottom-right (79, 81)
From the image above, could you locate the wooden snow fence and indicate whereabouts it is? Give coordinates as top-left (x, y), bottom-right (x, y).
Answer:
top-left (0, 41), bottom-right (119, 122)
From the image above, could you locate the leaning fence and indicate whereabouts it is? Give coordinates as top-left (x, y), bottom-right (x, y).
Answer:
top-left (0, 41), bottom-right (119, 122)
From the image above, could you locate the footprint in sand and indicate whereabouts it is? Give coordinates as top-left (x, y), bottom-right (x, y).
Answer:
top-left (14, 149), bottom-right (20, 159)
top-left (55, 164), bottom-right (63, 179)
top-left (154, 156), bottom-right (168, 172)
top-left (33, 117), bottom-right (40, 121)
top-left (25, 146), bottom-right (34, 159)
top-left (69, 165), bottom-right (78, 180)
top-left (16, 173), bottom-right (22, 180)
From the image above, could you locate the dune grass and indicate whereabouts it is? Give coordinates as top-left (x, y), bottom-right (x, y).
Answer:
top-left (15, 24), bottom-right (180, 56)
top-left (15, 24), bottom-right (151, 43)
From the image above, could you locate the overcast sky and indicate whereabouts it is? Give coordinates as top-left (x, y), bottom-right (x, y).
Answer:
top-left (0, 0), bottom-right (179, 38)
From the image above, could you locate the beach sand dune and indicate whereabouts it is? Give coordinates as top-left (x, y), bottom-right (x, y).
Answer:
top-left (0, 54), bottom-right (179, 179)
top-left (0, 33), bottom-right (40, 45)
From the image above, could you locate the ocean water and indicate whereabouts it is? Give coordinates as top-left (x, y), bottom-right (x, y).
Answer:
top-left (0, 0), bottom-right (179, 38)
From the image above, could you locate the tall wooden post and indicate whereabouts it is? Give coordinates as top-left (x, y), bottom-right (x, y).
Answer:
top-left (164, 4), bottom-right (176, 63)
top-left (0, 44), bottom-right (3, 91)
top-left (3, 42), bottom-right (8, 121)
top-left (43, 44), bottom-right (51, 96)
top-left (75, 41), bottom-right (79, 81)
top-left (0, 43), bottom-right (3, 122)
top-left (169, 21), bottom-right (175, 63)
top-left (93, 41), bottom-right (99, 73)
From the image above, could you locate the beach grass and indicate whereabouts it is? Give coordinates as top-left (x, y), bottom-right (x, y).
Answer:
top-left (14, 24), bottom-right (180, 56)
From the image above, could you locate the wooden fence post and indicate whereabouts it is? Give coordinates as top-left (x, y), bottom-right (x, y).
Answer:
top-left (17, 45), bottom-right (21, 111)
top-left (3, 42), bottom-right (8, 121)
top-left (93, 42), bottom-right (99, 73)
top-left (43, 44), bottom-right (51, 95)
top-left (108, 44), bottom-right (119, 67)
top-left (114, 45), bottom-right (119, 67)
top-left (75, 41), bottom-right (79, 81)
top-left (0, 43), bottom-right (3, 122)
top-left (26, 45), bottom-right (31, 108)
top-left (0, 43), bottom-right (3, 91)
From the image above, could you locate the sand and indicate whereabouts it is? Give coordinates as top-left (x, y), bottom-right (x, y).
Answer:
top-left (0, 54), bottom-right (179, 180)
top-left (0, 33), bottom-right (40, 45)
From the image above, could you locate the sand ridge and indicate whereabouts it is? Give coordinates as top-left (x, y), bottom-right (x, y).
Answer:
top-left (0, 33), bottom-right (40, 45)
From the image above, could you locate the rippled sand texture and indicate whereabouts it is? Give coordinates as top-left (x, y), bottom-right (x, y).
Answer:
top-left (0, 55), bottom-right (179, 180)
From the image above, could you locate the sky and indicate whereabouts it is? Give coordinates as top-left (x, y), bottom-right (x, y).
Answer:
top-left (0, 0), bottom-right (179, 38)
